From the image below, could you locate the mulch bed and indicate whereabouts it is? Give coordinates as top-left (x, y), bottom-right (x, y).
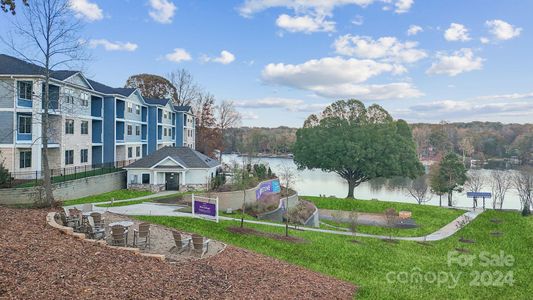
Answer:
top-left (0, 207), bottom-right (355, 299)
top-left (459, 237), bottom-right (476, 244)
top-left (227, 226), bottom-right (307, 244)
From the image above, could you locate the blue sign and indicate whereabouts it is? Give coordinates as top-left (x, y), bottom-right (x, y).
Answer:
top-left (467, 192), bottom-right (492, 198)
top-left (256, 179), bottom-right (281, 200)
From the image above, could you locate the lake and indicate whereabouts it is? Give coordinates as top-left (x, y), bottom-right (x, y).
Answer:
top-left (222, 154), bottom-right (524, 210)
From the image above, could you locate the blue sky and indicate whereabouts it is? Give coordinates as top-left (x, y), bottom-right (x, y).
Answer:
top-left (2, 0), bottom-right (532, 127)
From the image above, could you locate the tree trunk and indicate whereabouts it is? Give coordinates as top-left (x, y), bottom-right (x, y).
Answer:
top-left (447, 191), bottom-right (453, 207)
top-left (42, 72), bottom-right (54, 207)
top-left (439, 195), bottom-right (442, 207)
top-left (347, 180), bottom-right (356, 198)
top-left (285, 195), bottom-right (289, 237)
top-left (240, 189), bottom-right (246, 228)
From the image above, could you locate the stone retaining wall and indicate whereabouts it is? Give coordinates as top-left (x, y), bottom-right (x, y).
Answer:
top-left (0, 171), bottom-right (126, 206)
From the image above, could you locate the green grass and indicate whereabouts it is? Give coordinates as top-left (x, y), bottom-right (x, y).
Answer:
top-left (62, 189), bottom-right (153, 206)
top-left (305, 196), bottom-right (465, 237)
top-left (96, 199), bottom-right (150, 207)
top-left (137, 211), bottom-right (532, 299)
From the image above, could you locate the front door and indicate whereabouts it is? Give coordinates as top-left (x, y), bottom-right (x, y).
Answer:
top-left (165, 172), bottom-right (179, 190)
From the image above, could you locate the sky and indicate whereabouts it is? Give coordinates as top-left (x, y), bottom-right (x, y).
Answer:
top-left (1, 0), bottom-right (532, 127)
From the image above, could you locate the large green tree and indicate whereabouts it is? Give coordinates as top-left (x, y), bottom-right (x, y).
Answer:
top-left (437, 153), bottom-right (468, 207)
top-left (293, 99), bottom-right (424, 198)
top-left (1, 0), bottom-right (28, 14)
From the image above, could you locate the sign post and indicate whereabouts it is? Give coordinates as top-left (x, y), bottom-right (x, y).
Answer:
top-left (192, 194), bottom-right (219, 223)
top-left (466, 192), bottom-right (491, 210)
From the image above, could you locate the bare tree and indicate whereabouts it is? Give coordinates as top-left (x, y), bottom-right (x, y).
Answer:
top-left (405, 175), bottom-right (432, 205)
top-left (2, 0), bottom-right (87, 206)
top-left (278, 164), bottom-right (296, 237)
top-left (347, 210), bottom-right (358, 239)
top-left (513, 168), bottom-right (533, 216)
top-left (168, 69), bottom-right (200, 106)
top-left (216, 100), bottom-right (241, 161)
top-left (465, 171), bottom-right (485, 208)
top-left (490, 170), bottom-right (512, 210)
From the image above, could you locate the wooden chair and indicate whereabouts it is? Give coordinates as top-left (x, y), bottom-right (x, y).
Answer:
top-left (191, 234), bottom-right (211, 258)
top-left (133, 223), bottom-right (151, 249)
top-left (67, 208), bottom-right (82, 231)
top-left (81, 203), bottom-right (93, 213)
top-left (90, 212), bottom-right (105, 230)
top-left (86, 217), bottom-right (106, 240)
top-left (171, 231), bottom-right (191, 254)
top-left (110, 225), bottom-right (128, 247)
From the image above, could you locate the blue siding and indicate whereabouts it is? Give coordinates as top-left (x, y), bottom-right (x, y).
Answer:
top-left (103, 97), bottom-right (116, 163)
top-left (92, 120), bottom-right (103, 143)
top-left (92, 146), bottom-right (103, 164)
top-left (147, 106), bottom-right (157, 154)
top-left (91, 96), bottom-right (103, 117)
top-left (175, 112), bottom-right (184, 145)
top-left (116, 100), bottom-right (125, 119)
top-left (116, 121), bottom-right (124, 142)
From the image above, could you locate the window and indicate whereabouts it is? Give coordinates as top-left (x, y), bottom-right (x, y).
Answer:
top-left (135, 105), bottom-right (140, 115)
top-left (136, 146), bottom-right (141, 157)
top-left (19, 150), bottom-right (31, 168)
top-left (65, 88), bottom-right (75, 104)
top-left (142, 173), bottom-right (150, 184)
top-left (135, 125), bottom-right (140, 136)
top-left (18, 115), bottom-right (32, 134)
top-left (81, 121), bottom-right (89, 135)
top-left (163, 111), bottom-right (168, 119)
top-left (65, 150), bottom-right (74, 165)
top-left (164, 127), bottom-right (167, 137)
top-left (80, 149), bottom-right (88, 163)
top-left (80, 93), bottom-right (89, 107)
top-left (65, 119), bottom-right (74, 134)
top-left (131, 175), bottom-right (138, 184)
top-left (127, 102), bottom-right (133, 113)
top-left (18, 81), bottom-right (32, 100)
top-left (127, 125), bottom-right (132, 135)
top-left (128, 147), bottom-right (133, 158)
top-left (184, 116), bottom-right (187, 126)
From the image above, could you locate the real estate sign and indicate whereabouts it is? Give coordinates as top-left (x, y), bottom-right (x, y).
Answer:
top-left (192, 195), bottom-right (219, 222)
top-left (256, 179), bottom-right (281, 200)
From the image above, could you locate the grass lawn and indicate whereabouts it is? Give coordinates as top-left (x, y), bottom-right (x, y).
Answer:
top-left (96, 192), bottom-right (189, 208)
top-left (304, 196), bottom-right (465, 237)
top-left (62, 189), bottom-right (153, 206)
top-left (136, 210), bottom-right (532, 299)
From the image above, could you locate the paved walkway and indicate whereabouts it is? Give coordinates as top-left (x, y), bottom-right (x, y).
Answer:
top-left (65, 193), bottom-right (483, 242)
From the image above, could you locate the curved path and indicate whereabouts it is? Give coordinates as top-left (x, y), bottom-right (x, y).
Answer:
top-left (65, 193), bottom-right (483, 242)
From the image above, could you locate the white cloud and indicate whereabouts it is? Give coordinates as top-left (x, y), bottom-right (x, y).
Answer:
top-left (311, 82), bottom-right (423, 99)
top-left (352, 15), bottom-right (364, 26)
top-left (239, 0), bottom-right (414, 17)
top-left (240, 111), bottom-right (259, 120)
top-left (333, 35), bottom-right (427, 64)
top-left (149, 0), bottom-right (177, 24)
top-left (89, 39), bottom-right (138, 52)
top-left (409, 100), bottom-right (533, 120)
top-left (407, 25), bottom-right (423, 36)
top-left (235, 97), bottom-right (328, 112)
top-left (261, 56), bottom-right (422, 99)
top-left (276, 14), bottom-right (335, 33)
top-left (165, 48), bottom-right (192, 63)
top-left (203, 50), bottom-right (236, 64)
top-left (427, 48), bottom-right (483, 76)
top-left (475, 91), bottom-right (533, 101)
top-left (480, 37), bottom-right (490, 44)
top-left (69, 0), bottom-right (103, 22)
top-left (444, 23), bottom-right (471, 41)
top-left (486, 19), bottom-right (522, 41)
top-left (395, 0), bottom-right (413, 14)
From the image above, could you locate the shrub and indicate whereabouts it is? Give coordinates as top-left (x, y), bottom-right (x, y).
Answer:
top-left (287, 200), bottom-right (316, 225)
top-left (0, 156), bottom-right (10, 186)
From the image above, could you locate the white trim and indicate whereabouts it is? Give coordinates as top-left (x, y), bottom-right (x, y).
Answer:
top-left (151, 156), bottom-right (188, 170)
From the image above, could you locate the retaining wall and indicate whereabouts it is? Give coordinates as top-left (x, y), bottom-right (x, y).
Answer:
top-left (183, 179), bottom-right (280, 210)
top-left (0, 171), bottom-right (126, 206)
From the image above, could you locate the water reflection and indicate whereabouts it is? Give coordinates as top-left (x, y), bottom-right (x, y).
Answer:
top-left (222, 155), bottom-right (523, 210)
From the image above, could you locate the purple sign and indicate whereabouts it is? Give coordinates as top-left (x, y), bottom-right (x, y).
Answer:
top-left (194, 200), bottom-right (216, 217)
top-left (256, 179), bottom-right (281, 200)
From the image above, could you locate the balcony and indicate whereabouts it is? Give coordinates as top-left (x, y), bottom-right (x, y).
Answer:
top-left (92, 120), bottom-right (103, 144)
top-left (116, 100), bottom-right (125, 119)
top-left (91, 96), bottom-right (103, 118)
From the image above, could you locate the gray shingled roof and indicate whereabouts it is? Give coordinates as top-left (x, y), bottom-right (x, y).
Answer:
top-left (126, 146), bottom-right (220, 169)
top-left (0, 54), bottom-right (135, 97)
top-left (174, 105), bottom-right (192, 112)
top-left (0, 54), bottom-right (80, 81)
top-left (145, 98), bottom-right (170, 106)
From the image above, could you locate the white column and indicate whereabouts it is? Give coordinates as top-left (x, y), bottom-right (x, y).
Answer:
top-left (32, 80), bottom-right (43, 172)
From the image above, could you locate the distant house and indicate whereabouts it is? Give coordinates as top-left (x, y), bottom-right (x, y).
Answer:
top-left (124, 146), bottom-right (220, 192)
